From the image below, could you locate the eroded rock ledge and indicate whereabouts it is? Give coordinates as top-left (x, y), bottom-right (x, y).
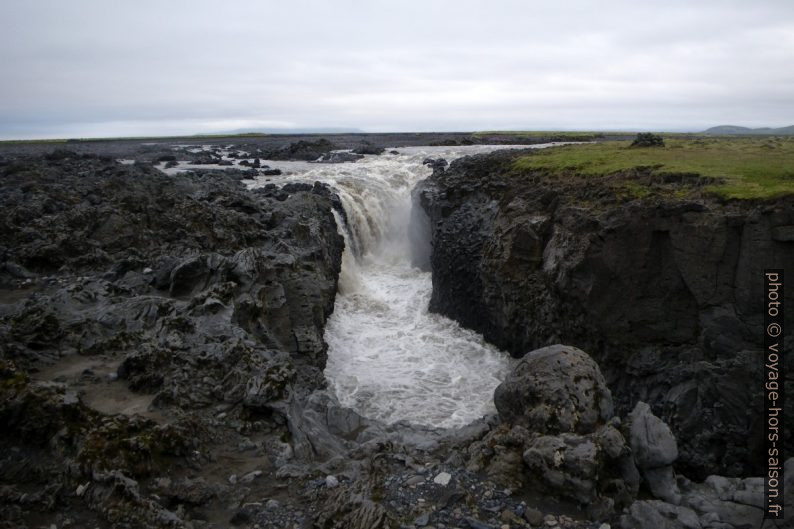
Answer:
top-left (415, 149), bottom-right (794, 480)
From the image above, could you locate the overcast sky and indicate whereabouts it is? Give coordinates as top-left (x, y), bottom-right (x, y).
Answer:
top-left (1, 0), bottom-right (793, 139)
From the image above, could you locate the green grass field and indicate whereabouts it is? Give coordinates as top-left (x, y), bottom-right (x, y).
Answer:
top-left (472, 130), bottom-right (700, 141)
top-left (512, 137), bottom-right (794, 199)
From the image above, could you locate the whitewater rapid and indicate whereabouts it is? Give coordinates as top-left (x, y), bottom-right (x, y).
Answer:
top-left (247, 145), bottom-right (552, 428)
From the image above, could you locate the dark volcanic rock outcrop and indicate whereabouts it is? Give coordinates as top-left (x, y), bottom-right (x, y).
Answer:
top-left (482, 345), bottom-right (639, 519)
top-left (474, 344), bottom-right (792, 525)
top-left (415, 148), bottom-right (794, 479)
top-left (0, 151), bottom-right (344, 527)
top-left (261, 139), bottom-right (337, 161)
top-left (351, 141), bottom-right (385, 155)
top-left (494, 344), bottom-right (613, 434)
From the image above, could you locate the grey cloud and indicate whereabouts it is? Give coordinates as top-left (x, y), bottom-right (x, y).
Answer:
top-left (0, 0), bottom-right (792, 138)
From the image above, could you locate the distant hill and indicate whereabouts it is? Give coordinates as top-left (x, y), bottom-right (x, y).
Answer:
top-left (704, 125), bottom-right (794, 135)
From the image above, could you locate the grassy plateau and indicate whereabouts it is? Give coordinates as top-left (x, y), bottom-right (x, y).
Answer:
top-left (512, 137), bottom-right (794, 199)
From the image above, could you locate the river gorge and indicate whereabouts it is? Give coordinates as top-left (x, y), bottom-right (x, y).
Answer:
top-left (243, 145), bottom-right (557, 428)
top-left (0, 135), bottom-right (791, 529)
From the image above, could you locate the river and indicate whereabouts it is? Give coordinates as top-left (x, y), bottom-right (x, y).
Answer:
top-left (246, 144), bottom-right (558, 428)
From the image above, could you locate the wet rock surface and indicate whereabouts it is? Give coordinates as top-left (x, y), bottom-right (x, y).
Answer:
top-left (1, 142), bottom-right (791, 528)
top-left (351, 141), bottom-right (386, 155)
top-left (416, 148), bottom-right (794, 480)
top-left (0, 150), bottom-right (347, 527)
top-left (494, 345), bottom-right (613, 434)
top-left (0, 147), bottom-right (618, 529)
top-left (482, 346), bottom-right (638, 519)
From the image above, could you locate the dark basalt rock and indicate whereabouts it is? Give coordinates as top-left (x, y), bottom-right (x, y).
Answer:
top-left (2, 142), bottom-right (790, 528)
top-left (470, 344), bottom-right (791, 523)
top-left (262, 138), bottom-right (338, 161)
top-left (480, 345), bottom-right (638, 518)
top-left (627, 402), bottom-right (681, 503)
top-left (520, 428), bottom-right (639, 517)
top-left (44, 148), bottom-right (80, 161)
top-left (351, 142), bottom-right (385, 155)
top-left (194, 155), bottom-right (222, 165)
top-left (628, 401), bottom-right (679, 470)
top-left (494, 344), bottom-right (613, 434)
top-left (0, 152), bottom-right (345, 527)
top-left (422, 157), bottom-right (448, 171)
top-left (416, 148), bottom-right (794, 479)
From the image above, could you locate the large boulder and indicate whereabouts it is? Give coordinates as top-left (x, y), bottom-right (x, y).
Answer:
top-left (628, 401), bottom-right (679, 469)
top-left (417, 147), bottom-right (794, 478)
top-left (628, 401), bottom-right (681, 503)
top-left (488, 345), bottom-right (635, 518)
top-left (351, 142), bottom-right (385, 155)
top-left (494, 344), bottom-right (614, 434)
top-left (263, 139), bottom-right (337, 161)
top-left (522, 426), bottom-right (639, 512)
top-left (468, 419), bottom-right (640, 520)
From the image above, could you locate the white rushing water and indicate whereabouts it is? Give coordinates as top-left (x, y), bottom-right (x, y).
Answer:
top-left (244, 145), bottom-right (557, 428)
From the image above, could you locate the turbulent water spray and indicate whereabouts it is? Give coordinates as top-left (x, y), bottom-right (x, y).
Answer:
top-left (248, 145), bottom-right (554, 428)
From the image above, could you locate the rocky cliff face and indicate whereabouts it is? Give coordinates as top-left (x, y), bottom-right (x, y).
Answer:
top-left (415, 149), bottom-right (794, 479)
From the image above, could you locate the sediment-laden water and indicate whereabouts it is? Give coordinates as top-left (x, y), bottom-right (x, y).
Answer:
top-left (246, 145), bottom-right (557, 428)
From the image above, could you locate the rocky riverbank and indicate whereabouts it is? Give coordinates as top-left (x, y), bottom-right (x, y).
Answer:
top-left (0, 150), bottom-right (349, 527)
top-left (415, 148), bottom-right (794, 525)
top-left (0, 131), bottom-right (629, 163)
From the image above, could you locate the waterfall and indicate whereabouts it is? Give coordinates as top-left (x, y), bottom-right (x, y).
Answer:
top-left (249, 145), bottom-right (555, 428)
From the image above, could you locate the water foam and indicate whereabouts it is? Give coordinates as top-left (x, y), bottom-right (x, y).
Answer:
top-left (249, 145), bottom-right (557, 428)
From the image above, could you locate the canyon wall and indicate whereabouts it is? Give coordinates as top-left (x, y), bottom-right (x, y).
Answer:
top-left (416, 149), bottom-right (794, 479)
